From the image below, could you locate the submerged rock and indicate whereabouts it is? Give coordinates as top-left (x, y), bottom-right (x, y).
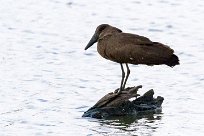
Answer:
top-left (82, 85), bottom-right (164, 119)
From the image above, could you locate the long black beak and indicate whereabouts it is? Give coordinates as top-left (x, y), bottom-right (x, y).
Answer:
top-left (84, 34), bottom-right (98, 50)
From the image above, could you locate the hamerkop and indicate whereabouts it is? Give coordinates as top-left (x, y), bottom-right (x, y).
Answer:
top-left (85, 24), bottom-right (179, 93)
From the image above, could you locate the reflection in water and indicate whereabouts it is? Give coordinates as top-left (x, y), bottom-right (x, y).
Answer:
top-left (88, 113), bottom-right (162, 135)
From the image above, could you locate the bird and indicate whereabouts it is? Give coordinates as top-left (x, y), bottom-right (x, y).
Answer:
top-left (84, 24), bottom-right (179, 94)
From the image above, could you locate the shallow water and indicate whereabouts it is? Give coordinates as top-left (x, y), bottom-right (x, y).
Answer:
top-left (0, 0), bottom-right (204, 135)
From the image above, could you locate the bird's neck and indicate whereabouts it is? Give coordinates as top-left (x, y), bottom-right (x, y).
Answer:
top-left (97, 38), bottom-right (109, 59)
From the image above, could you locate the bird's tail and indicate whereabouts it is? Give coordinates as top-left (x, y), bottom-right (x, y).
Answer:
top-left (165, 54), bottom-right (180, 67)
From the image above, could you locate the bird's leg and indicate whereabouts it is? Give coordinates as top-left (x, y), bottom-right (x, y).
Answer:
top-left (122, 63), bottom-right (130, 90)
top-left (118, 63), bottom-right (125, 94)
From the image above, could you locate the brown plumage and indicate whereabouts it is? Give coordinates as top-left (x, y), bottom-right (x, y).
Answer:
top-left (85, 24), bottom-right (179, 93)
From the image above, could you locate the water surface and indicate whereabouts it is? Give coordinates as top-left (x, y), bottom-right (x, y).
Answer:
top-left (0, 0), bottom-right (204, 135)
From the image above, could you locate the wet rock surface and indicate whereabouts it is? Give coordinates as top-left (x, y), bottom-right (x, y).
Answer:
top-left (82, 85), bottom-right (164, 119)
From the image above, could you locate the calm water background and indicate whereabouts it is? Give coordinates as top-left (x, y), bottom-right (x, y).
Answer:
top-left (0, 0), bottom-right (204, 135)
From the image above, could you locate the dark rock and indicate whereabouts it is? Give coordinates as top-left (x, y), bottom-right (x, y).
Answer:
top-left (82, 85), bottom-right (164, 119)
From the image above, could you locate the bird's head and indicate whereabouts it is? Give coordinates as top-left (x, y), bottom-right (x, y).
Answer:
top-left (84, 24), bottom-right (122, 50)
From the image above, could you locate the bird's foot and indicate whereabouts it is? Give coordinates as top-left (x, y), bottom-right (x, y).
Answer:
top-left (114, 88), bottom-right (123, 95)
top-left (114, 88), bottom-right (120, 93)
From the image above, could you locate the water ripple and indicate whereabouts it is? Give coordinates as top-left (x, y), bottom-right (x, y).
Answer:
top-left (0, 0), bottom-right (204, 135)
